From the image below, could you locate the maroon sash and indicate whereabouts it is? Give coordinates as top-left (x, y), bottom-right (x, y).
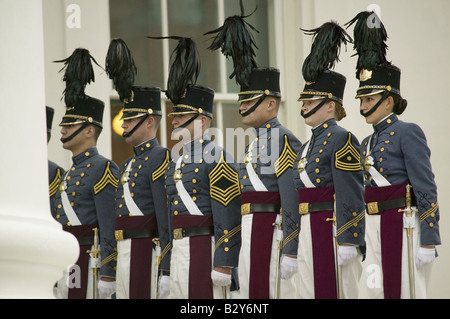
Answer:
top-left (365, 183), bottom-right (408, 299)
top-left (171, 214), bottom-right (214, 299)
top-left (298, 186), bottom-right (336, 299)
top-left (241, 191), bottom-right (280, 299)
top-left (63, 223), bottom-right (98, 299)
top-left (115, 215), bottom-right (157, 299)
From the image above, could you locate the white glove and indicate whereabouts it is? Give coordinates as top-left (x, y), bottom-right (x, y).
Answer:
top-left (338, 245), bottom-right (358, 266)
top-left (211, 269), bottom-right (231, 287)
top-left (158, 275), bottom-right (170, 298)
top-left (416, 247), bottom-right (436, 269)
top-left (98, 280), bottom-right (116, 299)
top-left (280, 255), bottom-right (297, 279)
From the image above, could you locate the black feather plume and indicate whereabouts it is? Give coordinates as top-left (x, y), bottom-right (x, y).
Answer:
top-left (301, 21), bottom-right (353, 83)
top-left (105, 38), bottom-right (137, 102)
top-left (54, 48), bottom-right (103, 107)
top-left (345, 11), bottom-right (389, 76)
top-left (147, 36), bottom-right (200, 105)
top-left (203, 0), bottom-right (258, 88)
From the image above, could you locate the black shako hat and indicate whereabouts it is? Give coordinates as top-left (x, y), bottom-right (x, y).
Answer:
top-left (168, 84), bottom-right (214, 118)
top-left (298, 70), bottom-right (347, 104)
top-left (345, 11), bottom-right (401, 99)
top-left (238, 67), bottom-right (281, 102)
top-left (355, 64), bottom-right (401, 98)
top-left (59, 95), bottom-right (104, 128)
top-left (121, 86), bottom-right (162, 120)
top-left (298, 21), bottom-right (352, 105)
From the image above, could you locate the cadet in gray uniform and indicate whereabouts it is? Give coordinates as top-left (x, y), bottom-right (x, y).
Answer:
top-left (347, 11), bottom-right (440, 299)
top-left (156, 36), bottom-right (241, 299)
top-left (204, 6), bottom-right (301, 299)
top-left (105, 38), bottom-right (172, 299)
top-left (113, 86), bottom-right (171, 299)
top-left (52, 48), bottom-right (119, 299)
top-left (164, 84), bottom-right (241, 299)
top-left (238, 68), bottom-right (301, 299)
top-left (293, 22), bottom-right (365, 299)
top-left (47, 106), bottom-right (64, 208)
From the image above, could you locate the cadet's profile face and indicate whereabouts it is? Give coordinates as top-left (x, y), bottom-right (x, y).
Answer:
top-left (121, 116), bottom-right (145, 146)
top-left (359, 94), bottom-right (392, 124)
top-left (239, 99), bottom-right (267, 128)
top-left (60, 123), bottom-right (83, 149)
top-left (171, 114), bottom-right (199, 140)
top-left (301, 99), bottom-right (334, 127)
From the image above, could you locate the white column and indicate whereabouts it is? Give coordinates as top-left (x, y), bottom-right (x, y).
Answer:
top-left (0, 0), bottom-right (79, 298)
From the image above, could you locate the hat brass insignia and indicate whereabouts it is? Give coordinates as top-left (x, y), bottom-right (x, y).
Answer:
top-left (359, 69), bottom-right (373, 82)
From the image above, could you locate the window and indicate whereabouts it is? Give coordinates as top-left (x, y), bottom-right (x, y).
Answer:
top-left (109, 0), bottom-right (272, 165)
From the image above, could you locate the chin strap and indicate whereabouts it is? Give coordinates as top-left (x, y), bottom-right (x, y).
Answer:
top-left (60, 122), bottom-right (90, 144)
top-left (239, 94), bottom-right (267, 117)
top-left (300, 98), bottom-right (330, 119)
top-left (171, 113), bottom-right (199, 133)
top-left (360, 90), bottom-right (390, 118)
top-left (122, 115), bottom-right (149, 138)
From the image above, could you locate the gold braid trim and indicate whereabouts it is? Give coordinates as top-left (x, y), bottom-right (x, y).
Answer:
top-left (93, 161), bottom-right (119, 195)
top-left (282, 229), bottom-right (299, 248)
top-left (215, 224), bottom-right (241, 250)
top-left (152, 150), bottom-right (170, 181)
top-left (336, 210), bottom-right (365, 237)
top-left (49, 168), bottom-right (62, 197)
top-left (274, 135), bottom-right (297, 178)
top-left (420, 202), bottom-right (439, 223)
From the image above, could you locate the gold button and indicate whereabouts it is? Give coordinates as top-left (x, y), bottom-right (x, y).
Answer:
top-left (431, 212), bottom-right (435, 218)
top-left (353, 212), bottom-right (357, 217)
top-left (195, 168), bottom-right (199, 173)
top-left (353, 222), bottom-right (358, 227)
top-left (174, 200), bottom-right (178, 205)
top-left (184, 155), bottom-right (189, 159)
top-left (200, 139), bottom-right (204, 143)
top-left (323, 123), bottom-right (328, 128)
top-left (315, 158), bottom-right (320, 163)
top-left (76, 181), bottom-right (80, 186)
top-left (429, 222), bottom-right (434, 227)
top-left (146, 143), bottom-right (151, 148)
top-left (224, 247), bottom-right (229, 252)
top-left (380, 147), bottom-right (385, 152)
top-left (67, 222), bottom-right (71, 226)
top-left (353, 233), bottom-right (358, 237)
top-left (316, 178), bottom-right (321, 183)
top-left (387, 119), bottom-right (392, 124)
top-left (85, 152), bottom-right (90, 156)
top-left (56, 214), bottom-right (60, 219)
top-left (315, 168), bottom-right (319, 173)
top-left (71, 167), bottom-right (75, 171)
top-left (192, 196), bottom-right (197, 201)
top-left (192, 179), bottom-right (197, 184)
top-left (224, 238), bottom-right (229, 243)
top-left (224, 229), bottom-right (229, 235)
top-left (266, 124), bottom-right (271, 129)
top-left (58, 204), bottom-right (62, 209)
top-left (385, 140), bottom-right (390, 144)
top-left (174, 210), bottom-right (178, 215)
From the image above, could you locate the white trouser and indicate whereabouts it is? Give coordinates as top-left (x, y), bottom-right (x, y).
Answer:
top-left (115, 239), bottom-right (158, 299)
top-left (297, 214), bottom-right (362, 299)
top-left (169, 236), bottom-right (227, 299)
top-left (362, 213), bottom-right (433, 299)
top-left (238, 214), bottom-right (298, 299)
